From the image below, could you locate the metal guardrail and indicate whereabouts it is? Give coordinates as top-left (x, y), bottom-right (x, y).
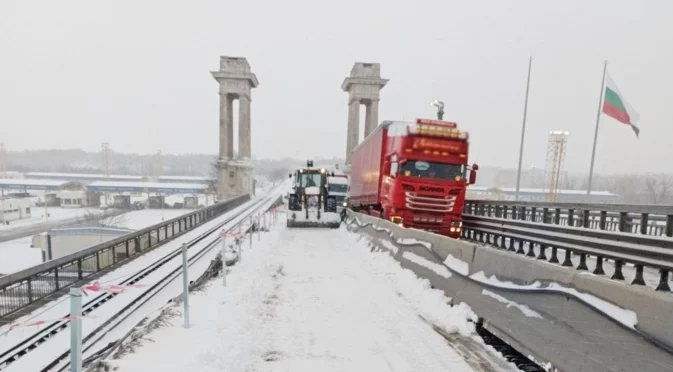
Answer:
top-left (465, 200), bottom-right (673, 237)
top-left (463, 200), bottom-right (673, 292)
top-left (0, 195), bottom-right (250, 319)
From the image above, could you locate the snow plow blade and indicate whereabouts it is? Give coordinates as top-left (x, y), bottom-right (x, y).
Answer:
top-left (286, 211), bottom-right (341, 229)
top-left (286, 219), bottom-right (341, 229)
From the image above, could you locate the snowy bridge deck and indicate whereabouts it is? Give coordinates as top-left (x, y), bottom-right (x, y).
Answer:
top-left (107, 221), bottom-right (514, 372)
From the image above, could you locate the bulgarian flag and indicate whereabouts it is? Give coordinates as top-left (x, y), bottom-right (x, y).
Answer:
top-left (603, 73), bottom-right (640, 138)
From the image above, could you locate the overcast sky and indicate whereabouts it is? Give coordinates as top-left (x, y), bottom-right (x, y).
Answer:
top-left (1, 0), bottom-right (671, 174)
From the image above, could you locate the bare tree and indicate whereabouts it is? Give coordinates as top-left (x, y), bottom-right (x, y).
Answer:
top-left (268, 167), bottom-right (291, 182)
top-left (207, 157), bottom-right (220, 198)
top-left (644, 173), bottom-right (673, 204)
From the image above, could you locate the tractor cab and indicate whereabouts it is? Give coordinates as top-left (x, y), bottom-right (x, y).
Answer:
top-left (286, 160), bottom-right (340, 228)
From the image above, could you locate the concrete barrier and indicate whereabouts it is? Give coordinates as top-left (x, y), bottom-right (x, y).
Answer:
top-left (347, 211), bottom-right (673, 372)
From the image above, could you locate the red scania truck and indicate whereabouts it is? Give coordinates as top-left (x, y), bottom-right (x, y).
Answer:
top-left (348, 118), bottom-right (478, 238)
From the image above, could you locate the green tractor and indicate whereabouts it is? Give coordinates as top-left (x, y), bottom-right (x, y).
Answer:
top-left (287, 160), bottom-right (341, 228)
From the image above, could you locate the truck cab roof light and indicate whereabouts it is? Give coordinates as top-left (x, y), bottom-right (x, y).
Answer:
top-left (416, 118), bottom-right (457, 128)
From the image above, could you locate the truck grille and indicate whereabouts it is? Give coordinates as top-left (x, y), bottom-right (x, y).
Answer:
top-left (404, 192), bottom-right (456, 213)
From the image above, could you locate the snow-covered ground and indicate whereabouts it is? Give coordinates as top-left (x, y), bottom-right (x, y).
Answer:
top-left (0, 236), bottom-right (38, 275)
top-left (0, 208), bottom-right (194, 275)
top-left (113, 208), bottom-right (192, 230)
top-left (106, 219), bottom-right (517, 372)
top-left (0, 191), bottom-right (283, 371)
top-left (0, 206), bottom-right (101, 235)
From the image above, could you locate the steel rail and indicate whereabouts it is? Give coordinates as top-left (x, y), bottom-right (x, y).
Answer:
top-left (0, 197), bottom-right (264, 370)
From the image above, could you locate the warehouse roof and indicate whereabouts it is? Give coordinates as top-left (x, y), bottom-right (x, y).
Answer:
top-left (25, 172), bottom-right (143, 180)
top-left (86, 181), bottom-right (208, 194)
top-left (0, 179), bottom-right (78, 191)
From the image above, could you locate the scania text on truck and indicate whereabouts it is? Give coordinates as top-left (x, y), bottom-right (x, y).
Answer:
top-left (348, 118), bottom-right (478, 238)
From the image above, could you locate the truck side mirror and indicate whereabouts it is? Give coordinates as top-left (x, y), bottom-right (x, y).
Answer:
top-left (288, 173), bottom-right (292, 178)
top-left (469, 164), bottom-right (478, 185)
top-left (390, 162), bottom-right (399, 177)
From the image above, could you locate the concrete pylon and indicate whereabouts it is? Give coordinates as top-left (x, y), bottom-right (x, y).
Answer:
top-left (211, 57), bottom-right (259, 199)
top-left (342, 62), bottom-right (388, 166)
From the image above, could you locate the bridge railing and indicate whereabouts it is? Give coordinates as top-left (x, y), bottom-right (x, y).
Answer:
top-left (464, 200), bottom-right (673, 237)
top-left (0, 195), bottom-right (250, 319)
top-left (463, 200), bottom-right (673, 292)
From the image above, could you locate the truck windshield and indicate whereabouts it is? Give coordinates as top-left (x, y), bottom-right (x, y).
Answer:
top-left (328, 184), bottom-right (348, 193)
top-left (300, 173), bottom-right (323, 188)
top-left (399, 160), bottom-right (464, 181)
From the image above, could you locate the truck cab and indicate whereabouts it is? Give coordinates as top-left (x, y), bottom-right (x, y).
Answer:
top-left (326, 175), bottom-right (349, 212)
top-left (349, 118), bottom-right (478, 239)
top-left (382, 119), bottom-right (477, 238)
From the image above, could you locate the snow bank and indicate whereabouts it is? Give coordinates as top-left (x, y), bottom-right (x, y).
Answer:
top-left (444, 254), bottom-right (470, 276)
top-left (377, 239), bottom-right (399, 255)
top-left (402, 251), bottom-right (452, 279)
top-left (481, 290), bottom-right (543, 319)
top-left (364, 250), bottom-right (476, 337)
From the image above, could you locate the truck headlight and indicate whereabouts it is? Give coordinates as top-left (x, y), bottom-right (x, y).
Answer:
top-left (342, 202), bottom-right (347, 207)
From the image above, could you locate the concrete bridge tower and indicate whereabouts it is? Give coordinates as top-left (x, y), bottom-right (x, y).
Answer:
top-left (211, 57), bottom-right (259, 199)
top-left (342, 62), bottom-right (388, 166)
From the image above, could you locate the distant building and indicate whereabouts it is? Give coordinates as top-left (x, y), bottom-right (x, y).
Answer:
top-left (0, 198), bottom-right (31, 224)
top-left (467, 186), bottom-right (622, 203)
top-left (0, 171), bottom-right (24, 180)
top-left (32, 226), bottom-right (137, 263)
top-left (183, 196), bottom-right (199, 208)
top-left (25, 172), bottom-right (143, 184)
top-left (57, 190), bottom-right (101, 208)
top-left (157, 176), bottom-right (213, 184)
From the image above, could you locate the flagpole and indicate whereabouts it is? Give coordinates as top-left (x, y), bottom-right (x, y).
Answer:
top-left (514, 56), bottom-right (533, 201)
top-left (586, 60), bottom-right (608, 202)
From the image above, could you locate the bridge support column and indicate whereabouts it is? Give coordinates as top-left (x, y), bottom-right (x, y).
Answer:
top-left (212, 57), bottom-right (259, 199)
top-left (364, 99), bottom-right (379, 137)
top-left (342, 63), bottom-right (388, 168)
top-left (346, 100), bottom-right (360, 165)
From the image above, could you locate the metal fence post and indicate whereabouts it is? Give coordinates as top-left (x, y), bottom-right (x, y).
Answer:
top-left (221, 235), bottom-right (227, 287)
top-left (249, 216), bottom-right (253, 252)
top-left (181, 243), bottom-right (190, 328)
top-left (70, 287), bottom-right (83, 372)
top-left (47, 234), bottom-right (53, 260)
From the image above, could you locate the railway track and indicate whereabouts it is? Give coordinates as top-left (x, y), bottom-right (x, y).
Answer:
top-left (0, 194), bottom-right (276, 371)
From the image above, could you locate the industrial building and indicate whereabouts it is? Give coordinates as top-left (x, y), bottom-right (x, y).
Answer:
top-left (0, 179), bottom-right (81, 192)
top-left (0, 198), bottom-right (31, 223)
top-left (467, 186), bottom-right (622, 203)
top-left (85, 180), bottom-right (208, 194)
top-left (32, 226), bottom-right (137, 263)
top-left (157, 175), bottom-right (213, 184)
top-left (56, 190), bottom-right (101, 208)
top-left (24, 172), bottom-right (143, 184)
